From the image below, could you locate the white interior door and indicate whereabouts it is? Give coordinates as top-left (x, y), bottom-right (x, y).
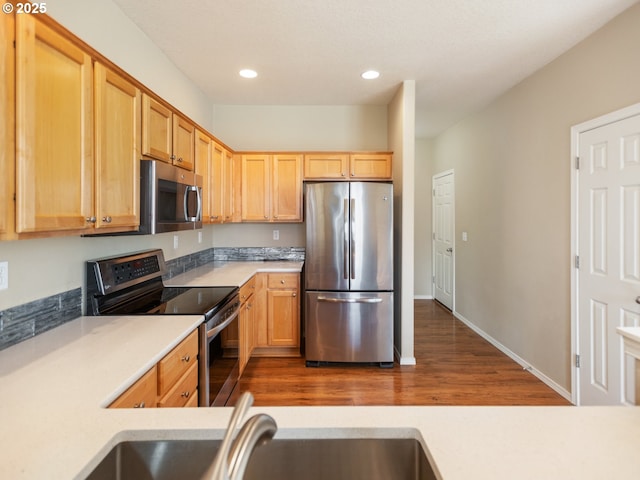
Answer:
top-left (577, 112), bottom-right (640, 405)
top-left (433, 171), bottom-right (454, 310)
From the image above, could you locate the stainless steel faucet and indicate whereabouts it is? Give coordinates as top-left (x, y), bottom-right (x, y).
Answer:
top-left (204, 392), bottom-right (277, 480)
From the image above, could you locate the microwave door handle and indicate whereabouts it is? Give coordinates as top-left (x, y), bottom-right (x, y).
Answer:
top-left (183, 186), bottom-right (190, 221)
top-left (195, 185), bottom-right (202, 220)
top-left (183, 186), bottom-right (201, 221)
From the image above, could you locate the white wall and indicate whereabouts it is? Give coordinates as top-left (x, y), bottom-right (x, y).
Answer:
top-left (212, 105), bottom-right (387, 151)
top-left (430, 3), bottom-right (640, 393)
top-left (414, 139), bottom-right (434, 298)
top-left (388, 81), bottom-right (416, 364)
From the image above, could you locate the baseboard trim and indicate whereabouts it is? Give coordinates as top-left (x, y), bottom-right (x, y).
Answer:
top-left (414, 294), bottom-right (434, 300)
top-left (394, 345), bottom-right (416, 365)
top-left (452, 310), bottom-right (573, 403)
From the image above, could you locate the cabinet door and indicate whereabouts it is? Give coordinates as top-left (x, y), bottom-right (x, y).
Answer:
top-left (195, 129), bottom-right (213, 223)
top-left (241, 154), bottom-right (270, 221)
top-left (94, 62), bottom-right (141, 231)
top-left (253, 274), bottom-right (268, 348)
top-left (272, 154), bottom-right (303, 222)
top-left (172, 114), bottom-right (195, 171)
top-left (267, 289), bottom-right (300, 347)
top-left (303, 153), bottom-right (348, 180)
top-left (349, 153), bottom-right (392, 179)
top-left (224, 149), bottom-right (238, 222)
top-left (16, 15), bottom-right (93, 234)
top-left (142, 93), bottom-right (172, 163)
top-left (0, 13), bottom-right (15, 239)
top-left (209, 142), bottom-right (225, 223)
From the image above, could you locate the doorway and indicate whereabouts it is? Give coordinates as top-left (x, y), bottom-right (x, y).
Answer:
top-left (432, 170), bottom-right (454, 310)
top-left (572, 103), bottom-right (640, 405)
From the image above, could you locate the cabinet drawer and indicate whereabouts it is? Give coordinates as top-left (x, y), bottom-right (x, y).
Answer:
top-left (239, 275), bottom-right (256, 303)
top-left (157, 330), bottom-right (198, 397)
top-left (157, 362), bottom-right (198, 408)
top-left (109, 365), bottom-right (157, 409)
top-left (267, 273), bottom-right (299, 290)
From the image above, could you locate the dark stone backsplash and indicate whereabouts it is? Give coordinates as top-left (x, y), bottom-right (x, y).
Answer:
top-left (0, 288), bottom-right (82, 352)
top-left (0, 247), bottom-right (304, 351)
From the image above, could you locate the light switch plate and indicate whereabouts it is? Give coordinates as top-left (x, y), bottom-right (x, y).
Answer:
top-left (0, 261), bottom-right (8, 290)
top-left (273, 230), bottom-right (280, 240)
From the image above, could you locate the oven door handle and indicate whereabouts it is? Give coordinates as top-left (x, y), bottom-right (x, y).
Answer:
top-left (206, 308), bottom-right (240, 339)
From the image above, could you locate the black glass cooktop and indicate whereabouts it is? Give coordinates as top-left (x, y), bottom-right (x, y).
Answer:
top-left (100, 285), bottom-right (238, 319)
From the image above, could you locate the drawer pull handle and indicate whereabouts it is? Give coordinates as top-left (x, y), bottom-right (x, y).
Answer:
top-left (182, 355), bottom-right (191, 362)
top-left (133, 401), bottom-right (145, 408)
top-left (181, 391), bottom-right (190, 398)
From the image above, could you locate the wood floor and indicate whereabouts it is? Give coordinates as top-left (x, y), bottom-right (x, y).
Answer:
top-left (229, 300), bottom-right (571, 406)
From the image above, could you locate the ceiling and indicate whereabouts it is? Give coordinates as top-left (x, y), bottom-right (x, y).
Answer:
top-left (112, 0), bottom-right (638, 138)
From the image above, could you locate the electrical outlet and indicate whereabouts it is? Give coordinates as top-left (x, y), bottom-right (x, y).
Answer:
top-left (173, 235), bottom-right (179, 249)
top-left (273, 229), bottom-right (280, 241)
top-left (198, 231), bottom-right (203, 244)
top-left (0, 261), bottom-right (8, 290)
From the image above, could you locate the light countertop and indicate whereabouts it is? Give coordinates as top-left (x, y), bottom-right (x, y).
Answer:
top-left (1, 261), bottom-right (640, 479)
top-left (165, 260), bottom-right (304, 287)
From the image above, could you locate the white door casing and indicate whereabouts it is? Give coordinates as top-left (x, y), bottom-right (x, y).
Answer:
top-left (572, 104), bottom-right (640, 405)
top-left (433, 171), bottom-right (454, 310)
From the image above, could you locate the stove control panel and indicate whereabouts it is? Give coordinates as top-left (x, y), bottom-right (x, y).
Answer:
top-left (86, 249), bottom-right (168, 296)
top-left (112, 256), bottom-right (160, 285)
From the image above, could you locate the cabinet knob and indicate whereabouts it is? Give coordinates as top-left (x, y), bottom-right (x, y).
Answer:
top-left (341, 172), bottom-right (345, 177)
top-left (181, 391), bottom-right (190, 398)
top-left (133, 401), bottom-right (145, 408)
top-left (281, 279), bottom-right (285, 284)
top-left (181, 354), bottom-right (190, 362)
top-left (177, 157), bottom-right (183, 163)
top-left (292, 293), bottom-right (297, 297)
top-left (102, 216), bottom-right (112, 223)
top-left (170, 154), bottom-right (176, 160)
top-left (86, 216), bottom-right (96, 223)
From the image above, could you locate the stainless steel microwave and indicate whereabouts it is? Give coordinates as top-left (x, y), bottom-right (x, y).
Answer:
top-left (140, 159), bottom-right (203, 234)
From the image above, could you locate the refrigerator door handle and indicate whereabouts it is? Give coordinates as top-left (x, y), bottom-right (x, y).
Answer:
top-left (317, 296), bottom-right (383, 304)
top-left (343, 198), bottom-right (349, 280)
top-left (350, 198), bottom-right (356, 280)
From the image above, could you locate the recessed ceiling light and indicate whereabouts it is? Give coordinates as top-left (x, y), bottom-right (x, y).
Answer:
top-left (361, 70), bottom-right (380, 80)
top-left (239, 69), bottom-right (258, 79)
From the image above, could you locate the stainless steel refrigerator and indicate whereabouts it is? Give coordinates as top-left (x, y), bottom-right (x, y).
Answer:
top-left (304, 182), bottom-right (394, 366)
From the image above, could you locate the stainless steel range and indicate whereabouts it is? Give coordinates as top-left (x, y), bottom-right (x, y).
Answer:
top-left (85, 249), bottom-right (240, 407)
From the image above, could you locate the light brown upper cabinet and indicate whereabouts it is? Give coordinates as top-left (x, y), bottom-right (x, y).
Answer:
top-left (240, 153), bottom-right (302, 222)
top-left (303, 152), bottom-right (392, 180)
top-left (142, 93), bottom-right (195, 171)
top-left (212, 141), bottom-right (235, 223)
top-left (0, 13), bottom-right (15, 240)
top-left (15, 15), bottom-right (94, 235)
top-left (93, 62), bottom-right (141, 232)
top-left (197, 133), bottom-right (237, 224)
top-left (195, 129), bottom-right (213, 223)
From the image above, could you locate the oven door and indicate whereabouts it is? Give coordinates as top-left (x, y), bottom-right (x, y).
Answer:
top-left (199, 313), bottom-right (240, 407)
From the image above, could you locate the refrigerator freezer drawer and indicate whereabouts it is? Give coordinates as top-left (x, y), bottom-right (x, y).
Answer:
top-left (305, 291), bottom-right (393, 364)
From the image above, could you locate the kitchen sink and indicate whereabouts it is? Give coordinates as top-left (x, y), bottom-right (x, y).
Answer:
top-left (85, 435), bottom-right (437, 480)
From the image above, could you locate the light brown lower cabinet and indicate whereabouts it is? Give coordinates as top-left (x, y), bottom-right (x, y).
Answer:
top-left (109, 329), bottom-right (198, 409)
top-left (252, 273), bottom-right (300, 358)
top-left (109, 365), bottom-right (157, 409)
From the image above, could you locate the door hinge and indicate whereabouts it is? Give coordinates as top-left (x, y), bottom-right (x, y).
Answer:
top-left (575, 354), bottom-right (581, 368)
top-left (575, 156), bottom-right (580, 170)
top-left (575, 255), bottom-right (580, 269)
